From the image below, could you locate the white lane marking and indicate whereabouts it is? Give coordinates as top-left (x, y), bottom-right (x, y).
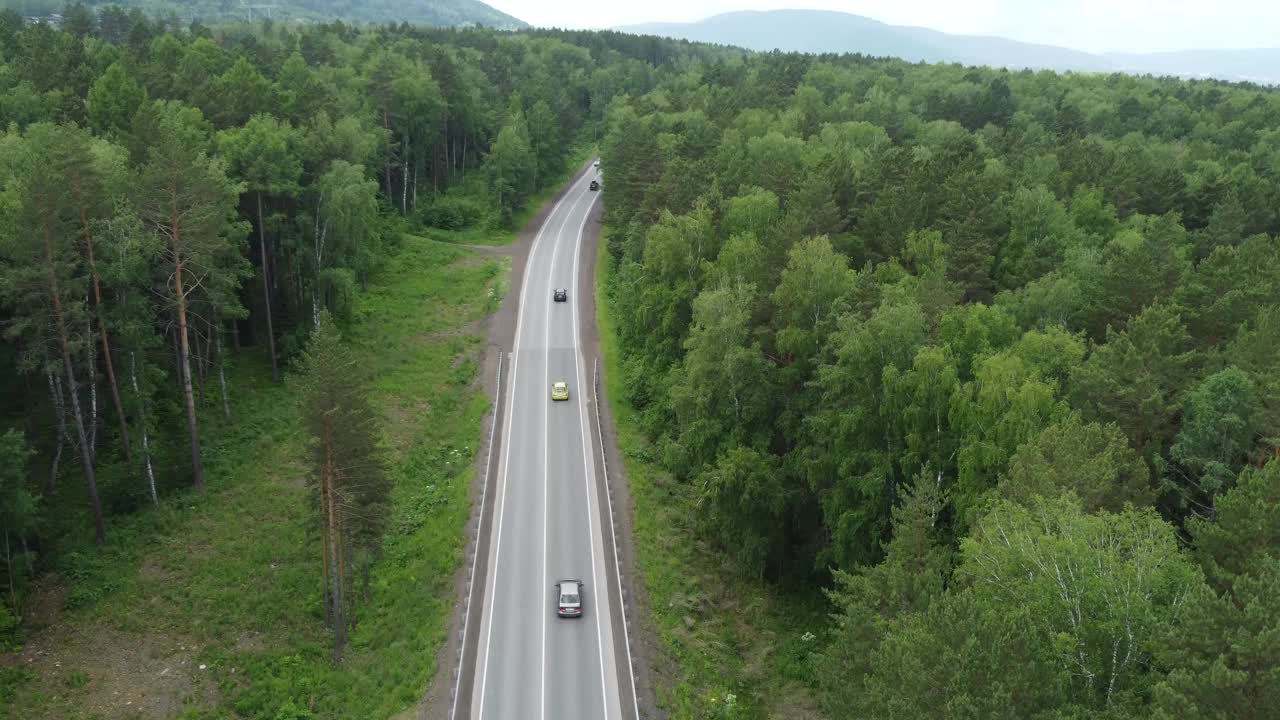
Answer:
top-left (568, 187), bottom-right (613, 719)
top-left (541, 182), bottom-right (587, 720)
top-left (451, 349), bottom-right (503, 720)
top-left (582, 185), bottom-right (643, 719)
top-left (476, 168), bottom-right (593, 720)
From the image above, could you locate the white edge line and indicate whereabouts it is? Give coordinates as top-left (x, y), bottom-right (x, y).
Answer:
top-left (541, 246), bottom-right (551, 720)
top-left (450, 349), bottom-right (503, 720)
top-left (594, 358), bottom-right (642, 719)
top-left (475, 167), bottom-right (592, 720)
top-left (589, 222), bottom-right (643, 718)
top-left (569, 187), bottom-right (613, 719)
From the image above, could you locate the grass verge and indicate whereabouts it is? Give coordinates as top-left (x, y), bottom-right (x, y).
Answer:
top-left (594, 229), bottom-right (827, 720)
top-left (2, 233), bottom-right (508, 719)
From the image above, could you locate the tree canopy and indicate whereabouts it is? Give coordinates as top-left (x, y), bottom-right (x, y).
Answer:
top-left (0, 9), bottom-right (708, 633)
top-left (599, 40), bottom-right (1280, 717)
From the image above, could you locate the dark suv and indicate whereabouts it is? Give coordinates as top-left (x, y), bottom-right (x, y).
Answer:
top-left (589, 180), bottom-right (600, 191)
top-left (555, 579), bottom-right (584, 618)
top-left (553, 288), bottom-right (567, 302)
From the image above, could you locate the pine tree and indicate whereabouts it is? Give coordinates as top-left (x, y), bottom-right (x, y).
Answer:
top-left (0, 124), bottom-right (106, 543)
top-left (0, 429), bottom-right (37, 622)
top-left (96, 208), bottom-right (163, 503)
top-left (133, 101), bottom-right (250, 491)
top-left (218, 113), bottom-right (303, 383)
top-left (63, 126), bottom-right (133, 464)
top-left (86, 62), bottom-right (146, 139)
top-left (820, 472), bottom-right (951, 716)
top-left (295, 312), bottom-right (389, 663)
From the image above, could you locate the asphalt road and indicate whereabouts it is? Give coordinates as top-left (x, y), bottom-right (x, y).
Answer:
top-left (469, 165), bottom-right (630, 720)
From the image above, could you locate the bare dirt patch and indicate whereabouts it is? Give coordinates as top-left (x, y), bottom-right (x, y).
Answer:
top-left (450, 243), bottom-right (514, 255)
top-left (416, 316), bottom-right (488, 345)
top-left (19, 576), bottom-right (67, 631)
top-left (446, 252), bottom-right (503, 271)
top-left (234, 631), bottom-right (266, 654)
top-left (385, 399), bottom-right (435, 449)
top-left (5, 623), bottom-right (218, 719)
top-left (137, 558), bottom-right (170, 584)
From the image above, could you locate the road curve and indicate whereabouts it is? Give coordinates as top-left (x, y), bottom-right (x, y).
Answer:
top-left (467, 165), bottom-right (633, 720)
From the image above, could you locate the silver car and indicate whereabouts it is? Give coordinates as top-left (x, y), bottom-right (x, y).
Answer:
top-left (555, 579), bottom-right (584, 618)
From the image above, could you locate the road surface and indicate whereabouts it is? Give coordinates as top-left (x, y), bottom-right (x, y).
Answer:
top-left (466, 165), bottom-right (634, 720)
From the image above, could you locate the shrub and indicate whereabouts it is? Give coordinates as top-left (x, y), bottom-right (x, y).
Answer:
top-left (418, 194), bottom-right (488, 230)
top-left (0, 604), bottom-right (17, 651)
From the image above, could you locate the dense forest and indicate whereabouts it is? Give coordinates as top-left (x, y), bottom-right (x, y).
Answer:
top-left (0, 8), bottom-right (723, 659)
top-left (3, 0), bottom-right (526, 29)
top-left (601, 54), bottom-right (1280, 716)
top-left (2, 3), bottom-right (1279, 718)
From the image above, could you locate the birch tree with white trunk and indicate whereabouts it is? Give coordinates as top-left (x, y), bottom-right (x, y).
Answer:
top-left (311, 160), bottom-right (380, 327)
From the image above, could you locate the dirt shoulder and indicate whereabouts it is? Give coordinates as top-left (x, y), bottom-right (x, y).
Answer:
top-left (417, 158), bottom-right (597, 720)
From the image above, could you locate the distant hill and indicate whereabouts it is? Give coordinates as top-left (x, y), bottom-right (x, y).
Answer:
top-left (8, 0), bottom-right (528, 29)
top-left (617, 10), bottom-right (1280, 85)
top-left (1102, 47), bottom-right (1280, 84)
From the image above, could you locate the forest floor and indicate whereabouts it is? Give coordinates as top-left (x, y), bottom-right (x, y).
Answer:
top-left (0, 232), bottom-right (509, 719)
top-left (594, 228), bottom-right (829, 720)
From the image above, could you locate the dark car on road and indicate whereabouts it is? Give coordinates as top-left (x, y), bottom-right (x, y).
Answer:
top-left (554, 288), bottom-right (567, 302)
top-left (556, 579), bottom-right (584, 618)
top-left (589, 180), bottom-right (599, 191)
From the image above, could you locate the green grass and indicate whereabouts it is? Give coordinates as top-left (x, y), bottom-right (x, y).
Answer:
top-left (0, 669), bottom-right (31, 717)
top-left (6, 232), bottom-right (510, 719)
top-left (595, 230), bottom-right (827, 720)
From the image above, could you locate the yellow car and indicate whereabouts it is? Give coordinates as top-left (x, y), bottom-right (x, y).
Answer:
top-left (551, 381), bottom-right (569, 401)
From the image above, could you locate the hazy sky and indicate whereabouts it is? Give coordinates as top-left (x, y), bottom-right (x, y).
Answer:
top-left (485, 0), bottom-right (1280, 54)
